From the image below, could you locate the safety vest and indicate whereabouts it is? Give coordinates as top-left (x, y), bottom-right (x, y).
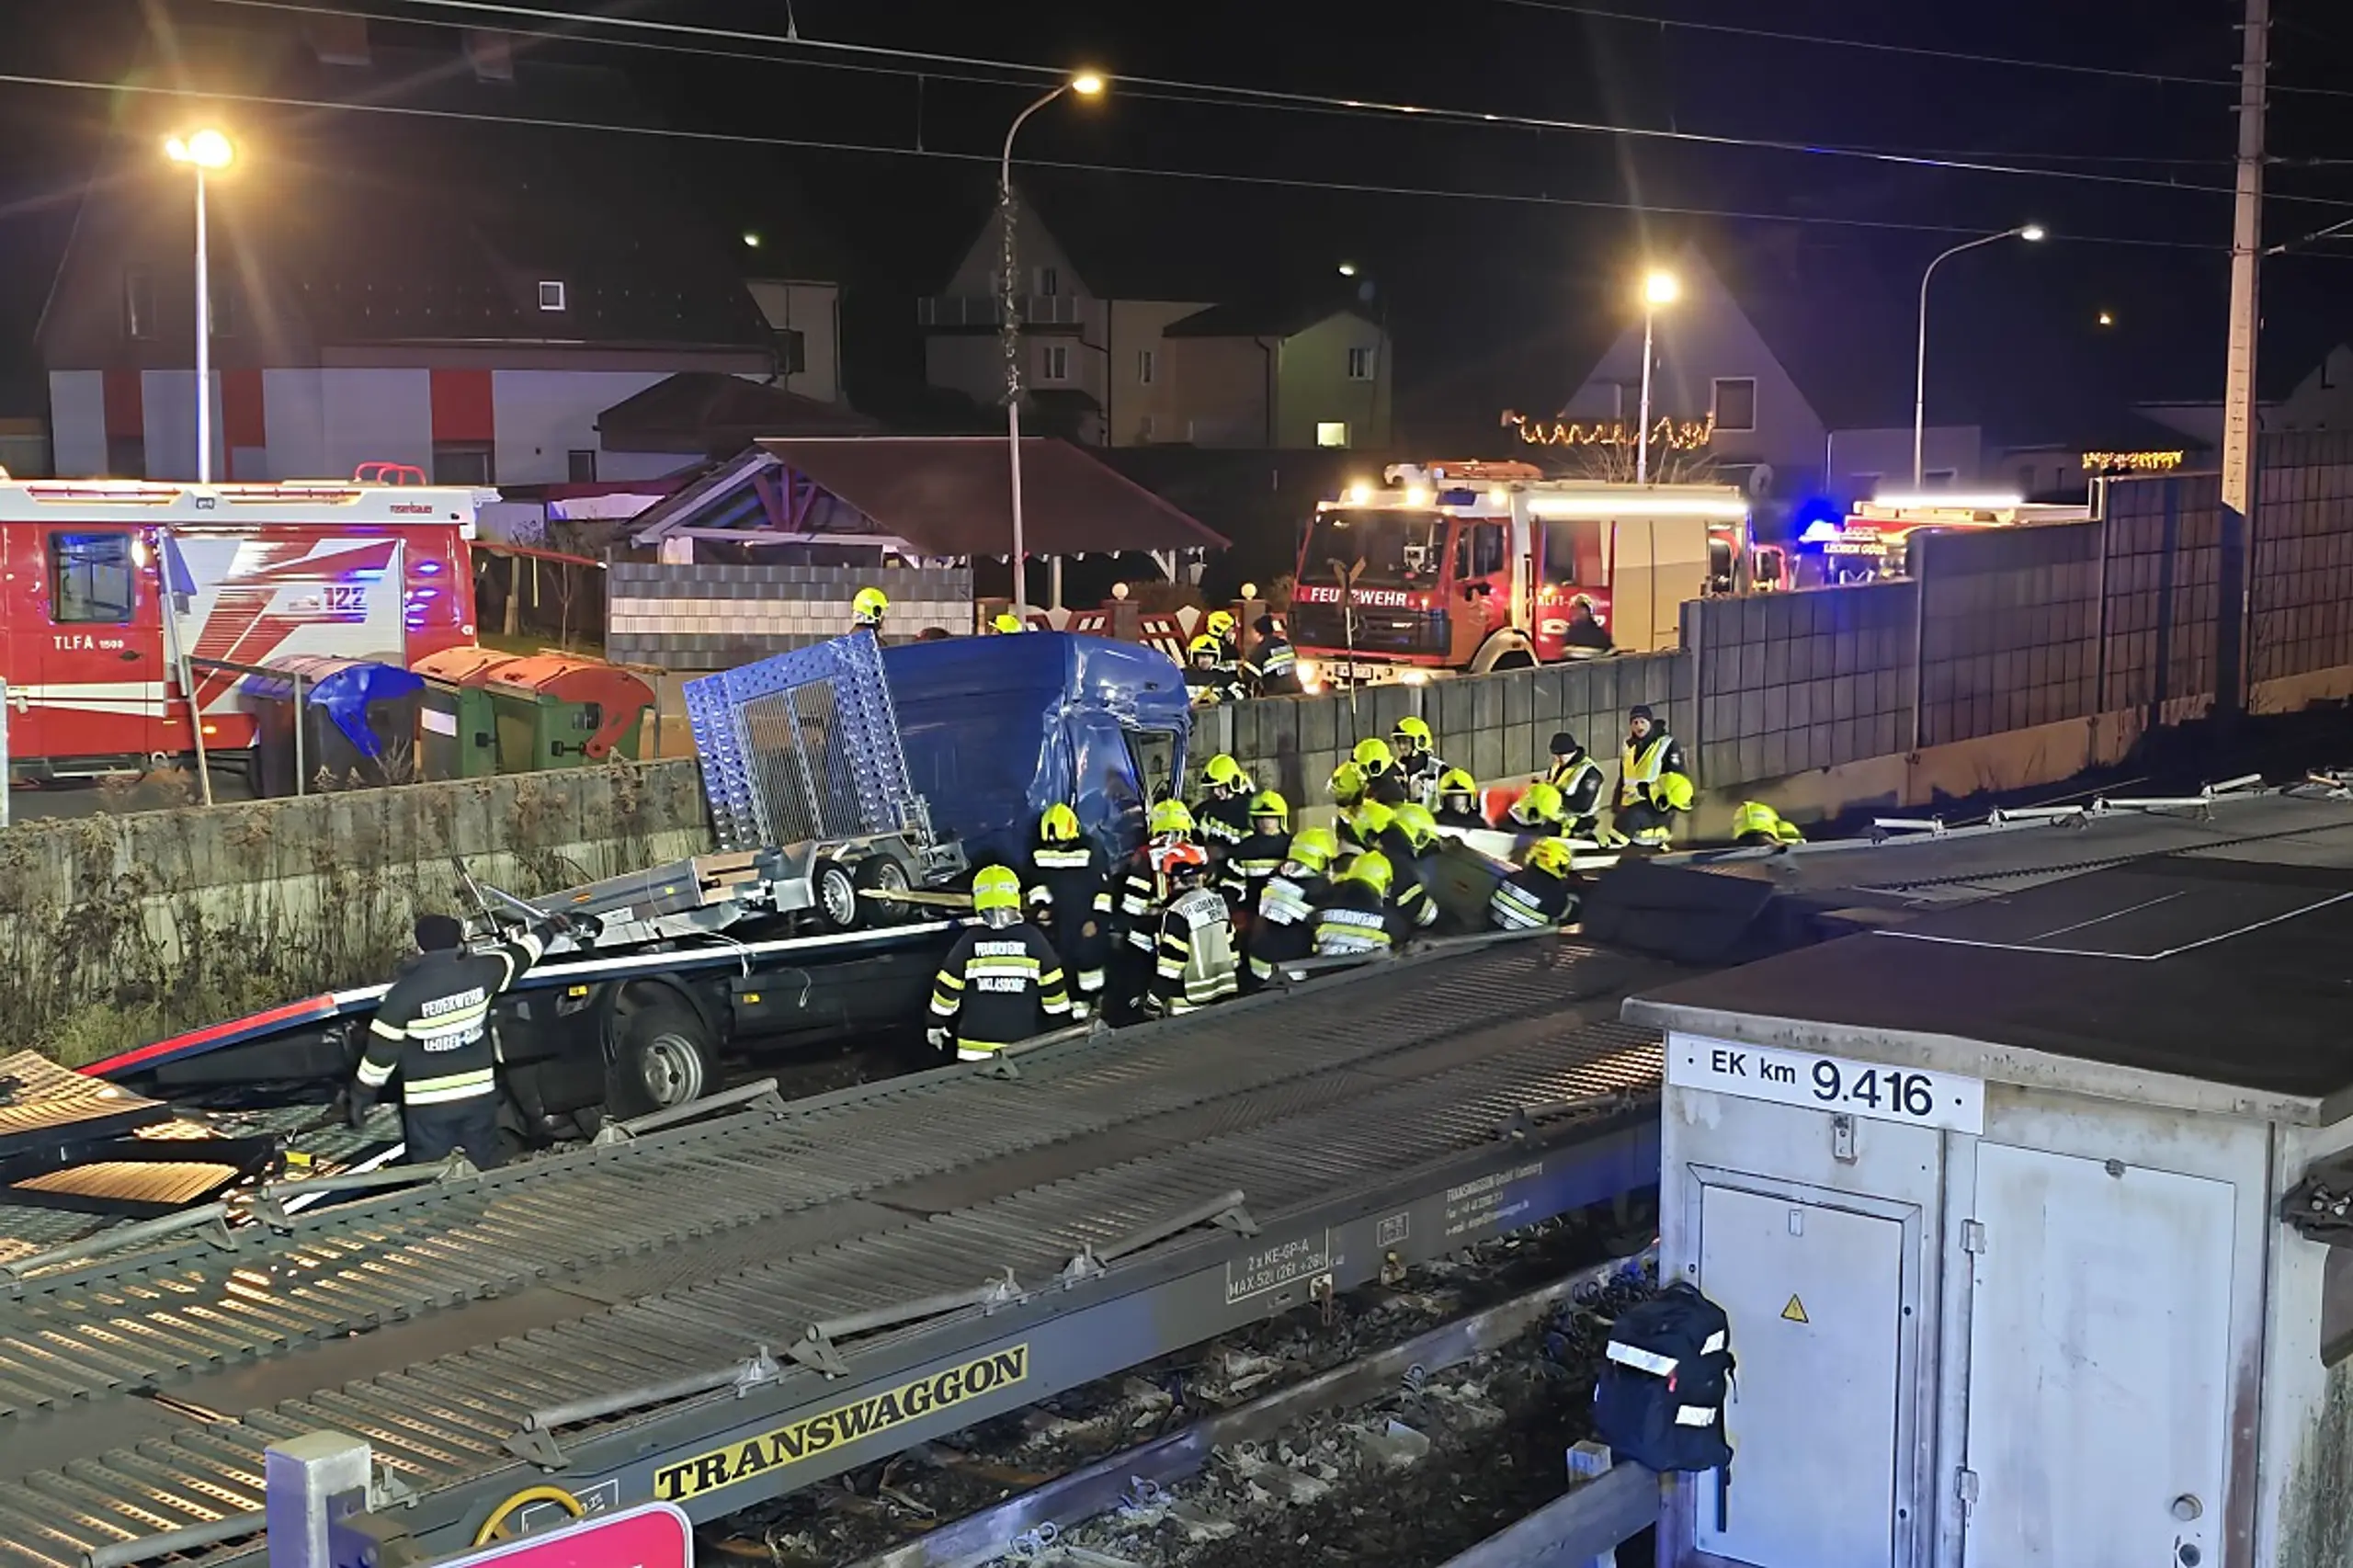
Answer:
top-left (1157, 887), bottom-right (1240, 1011)
top-left (1549, 755), bottom-right (1606, 818)
top-left (1622, 733), bottom-right (1676, 790)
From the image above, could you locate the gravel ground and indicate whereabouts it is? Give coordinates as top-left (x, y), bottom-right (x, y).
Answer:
top-left (702, 1195), bottom-right (1658, 1567)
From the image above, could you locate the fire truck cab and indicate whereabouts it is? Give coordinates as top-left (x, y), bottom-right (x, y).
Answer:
top-left (1289, 461), bottom-right (1752, 686)
top-left (0, 470), bottom-right (482, 779)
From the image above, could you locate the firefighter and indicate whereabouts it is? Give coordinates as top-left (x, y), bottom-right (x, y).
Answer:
top-left (1385, 801), bottom-right (1445, 932)
top-left (852, 586), bottom-right (889, 634)
top-left (1246, 824), bottom-right (1336, 988)
top-left (349, 910), bottom-right (568, 1168)
top-left (1112, 799), bottom-right (1198, 1017)
top-left (1508, 779), bottom-right (1567, 858)
top-left (1353, 736), bottom-right (1409, 806)
top-left (1489, 836), bottom-right (1582, 931)
top-left (1146, 843), bottom-right (1240, 1016)
top-left (1435, 767), bottom-right (1488, 832)
top-left (1733, 800), bottom-right (1806, 847)
top-left (1185, 635), bottom-right (1245, 706)
top-left (1195, 753), bottom-right (1256, 858)
top-left (1025, 802), bottom-right (1114, 1019)
top-left (1546, 731), bottom-right (1608, 840)
top-left (1615, 705), bottom-right (1693, 849)
top-left (990, 611), bottom-right (1027, 634)
top-left (1341, 793), bottom-right (1392, 853)
top-left (1313, 850), bottom-right (1397, 958)
top-left (1242, 614), bottom-right (1302, 697)
top-left (1222, 790), bottom-right (1292, 915)
top-left (928, 866), bottom-right (1071, 1061)
top-left (1205, 608), bottom-right (1241, 663)
top-left (1328, 759), bottom-right (1369, 812)
top-left (1392, 717), bottom-right (1446, 808)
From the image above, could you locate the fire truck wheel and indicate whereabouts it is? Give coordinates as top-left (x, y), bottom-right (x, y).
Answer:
top-left (855, 856), bottom-right (915, 924)
top-left (607, 997), bottom-right (715, 1118)
top-left (813, 858), bottom-right (863, 932)
top-left (1487, 649), bottom-right (1536, 672)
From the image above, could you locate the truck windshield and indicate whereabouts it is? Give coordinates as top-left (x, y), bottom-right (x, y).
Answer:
top-left (1123, 728), bottom-right (1179, 806)
top-left (1540, 519), bottom-right (1606, 587)
top-left (1302, 509), bottom-right (1446, 586)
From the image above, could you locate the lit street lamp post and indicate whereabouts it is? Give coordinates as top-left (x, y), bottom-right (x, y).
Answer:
top-left (165, 129), bottom-right (234, 483)
top-left (997, 72), bottom-right (1102, 614)
top-left (1635, 269), bottom-right (1679, 484)
top-left (1914, 223), bottom-right (2044, 488)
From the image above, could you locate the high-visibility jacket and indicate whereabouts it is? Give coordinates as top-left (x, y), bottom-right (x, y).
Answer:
top-left (1118, 844), bottom-right (1184, 949)
top-left (1549, 752), bottom-right (1608, 827)
top-left (1313, 881), bottom-right (1396, 958)
top-left (1377, 827), bottom-right (1440, 931)
top-left (1151, 887), bottom-right (1240, 1014)
top-left (929, 923), bottom-right (1071, 1057)
top-left (1618, 732), bottom-right (1687, 809)
top-left (1248, 867), bottom-right (1325, 981)
top-left (1244, 634), bottom-right (1302, 696)
top-left (1221, 830), bottom-right (1291, 912)
top-left (1732, 801), bottom-right (1805, 846)
top-left (356, 929), bottom-right (546, 1108)
top-left (1490, 867), bottom-right (1579, 931)
top-left (1025, 840), bottom-right (1114, 992)
top-left (1197, 792), bottom-right (1253, 852)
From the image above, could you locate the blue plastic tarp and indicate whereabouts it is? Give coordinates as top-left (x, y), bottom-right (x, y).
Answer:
top-left (237, 654), bottom-right (425, 761)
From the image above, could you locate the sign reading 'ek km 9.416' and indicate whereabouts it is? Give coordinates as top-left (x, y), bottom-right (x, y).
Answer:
top-left (1667, 1037), bottom-right (1984, 1134)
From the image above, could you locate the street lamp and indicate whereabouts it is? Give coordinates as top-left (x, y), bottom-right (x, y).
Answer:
top-left (165, 129), bottom-right (233, 483)
top-left (1914, 223), bottom-right (2044, 487)
top-left (1635, 268), bottom-right (1680, 484)
top-left (999, 72), bottom-right (1104, 613)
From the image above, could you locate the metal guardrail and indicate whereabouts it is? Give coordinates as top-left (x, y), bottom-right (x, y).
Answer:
top-left (1434, 1452), bottom-right (1660, 1568)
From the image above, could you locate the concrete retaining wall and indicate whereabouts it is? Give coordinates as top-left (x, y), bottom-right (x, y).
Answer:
top-left (608, 562), bottom-right (973, 669)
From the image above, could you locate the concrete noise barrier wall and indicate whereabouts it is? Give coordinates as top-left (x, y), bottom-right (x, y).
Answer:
top-left (608, 562), bottom-right (974, 670)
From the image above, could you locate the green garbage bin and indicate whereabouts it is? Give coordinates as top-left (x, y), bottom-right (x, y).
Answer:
top-left (482, 654), bottom-right (655, 773)
top-left (413, 646), bottom-right (520, 780)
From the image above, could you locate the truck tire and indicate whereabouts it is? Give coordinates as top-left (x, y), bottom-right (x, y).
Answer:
top-left (813, 858), bottom-right (862, 933)
top-left (855, 855), bottom-right (915, 925)
top-left (606, 996), bottom-right (716, 1118)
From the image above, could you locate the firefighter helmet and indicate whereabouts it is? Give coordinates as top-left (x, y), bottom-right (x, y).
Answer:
top-left (1188, 634), bottom-right (1223, 664)
top-left (1328, 760), bottom-right (1367, 806)
top-left (1526, 836), bottom-right (1575, 877)
top-left (1158, 840), bottom-right (1210, 887)
top-left (1658, 772), bottom-right (1696, 812)
top-left (1040, 802), bottom-right (1082, 844)
top-left (1512, 781), bottom-right (1565, 827)
top-left (972, 865), bottom-right (1023, 926)
top-left (1342, 849), bottom-right (1395, 896)
top-left (1438, 767), bottom-right (1478, 799)
top-left (1392, 716), bottom-right (1434, 753)
top-left (991, 612), bottom-right (1025, 633)
top-left (1290, 825), bottom-right (1339, 872)
top-left (1249, 790), bottom-right (1290, 829)
top-left (1201, 753), bottom-right (1249, 792)
top-left (1392, 802), bottom-right (1438, 852)
top-left (1350, 799), bottom-right (1396, 840)
top-left (1206, 608), bottom-right (1237, 639)
top-left (1353, 736), bottom-right (1396, 776)
top-left (1148, 799), bottom-right (1197, 838)
top-left (852, 587), bottom-right (889, 627)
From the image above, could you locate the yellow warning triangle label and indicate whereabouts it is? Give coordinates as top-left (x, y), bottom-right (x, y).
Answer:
top-left (1781, 1294), bottom-right (1810, 1324)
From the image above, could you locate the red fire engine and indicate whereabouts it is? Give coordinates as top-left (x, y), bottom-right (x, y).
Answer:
top-left (1288, 462), bottom-right (1754, 686)
top-left (0, 469), bottom-right (482, 778)
top-left (1795, 494), bottom-right (2092, 584)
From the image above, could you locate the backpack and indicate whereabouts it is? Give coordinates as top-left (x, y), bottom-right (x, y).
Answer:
top-left (1591, 1282), bottom-right (1735, 1475)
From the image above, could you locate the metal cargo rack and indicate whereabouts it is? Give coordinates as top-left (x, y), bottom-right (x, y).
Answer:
top-left (0, 936), bottom-right (1671, 1568)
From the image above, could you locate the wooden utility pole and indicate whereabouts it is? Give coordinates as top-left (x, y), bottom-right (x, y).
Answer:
top-left (2221, 0), bottom-right (2269, 519)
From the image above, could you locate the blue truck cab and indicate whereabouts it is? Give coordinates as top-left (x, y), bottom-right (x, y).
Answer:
top-left (886, 631), bottom-right (1191, 871)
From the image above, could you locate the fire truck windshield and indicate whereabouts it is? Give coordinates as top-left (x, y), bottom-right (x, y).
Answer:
top-left (1303, 508), bottom-right (1446, 586)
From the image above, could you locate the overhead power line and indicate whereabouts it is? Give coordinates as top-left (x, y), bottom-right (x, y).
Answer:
top-left (206, 0), bottom-right (2353, 210)
top-left (0, 61), bottom-right (2280, 255)
top-left (1494, 0), bottom-right (2353, 101)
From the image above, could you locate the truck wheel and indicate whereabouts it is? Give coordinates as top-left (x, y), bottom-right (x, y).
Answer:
top-left (607, 997), bottom-right (716, 1118)
top-left (1488, 650), bottom-right (1536, 672)
top-left (813, 859), bottom-right (862, 932)
top-left (855, 856), bottom-right (915, 925)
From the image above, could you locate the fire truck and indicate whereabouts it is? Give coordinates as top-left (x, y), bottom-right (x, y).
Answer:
top-left (1287, 461), bottom-right (1753, 686)
top-left (0, 468), bottom-right (482, 778)
top-left (1794, 495), bottom-right (2092, 584)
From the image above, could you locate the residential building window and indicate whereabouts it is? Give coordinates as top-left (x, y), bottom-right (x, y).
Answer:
top-left (49, 532), bottom-right (137, 624)
top-left (773, 327), bottom-right (807, 377)
top-left (123, 268), bottom-right (156, 340)
top-left (434, 442), bottom-right (495, 485)
top-left (1347, 347), bottom-right (1375, 381)
top-left (568, 449), bottom-right (598, 483)
top-left (1037, 267), bottom-right (1060, 298)
top-left (1712, 378), bottom-right (1757, 432)
top-left (2326, 358), bottom-right (2338, 391)
top-left (1040, 344), bottom-right (1070, 381)
top-left (538, 280), bottom-right (567, 312)
top-left (1138, 349), bottom-right (1156, 385)
top-left (1316, 421), bottom-right (1350, 448)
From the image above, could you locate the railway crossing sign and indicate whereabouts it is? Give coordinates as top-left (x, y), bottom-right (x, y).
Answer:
top-left (435, 1502), bottom-right (693, 1568)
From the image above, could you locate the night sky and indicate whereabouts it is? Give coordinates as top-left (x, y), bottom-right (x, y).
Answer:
top-left (4, 0), bottom-right (2352, 448)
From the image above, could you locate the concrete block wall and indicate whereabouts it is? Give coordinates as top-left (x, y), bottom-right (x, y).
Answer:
top-left (2101, 471), bottom-right (2223, 717)
top-left (2253, 431), bottom-right (2353, 685)
top-left (608, 562), bottom-right (973, 670)
top-left (1685, 585), bottom-right (1915, 783)
top-left (1915, 522), bottom-right (2102, 744)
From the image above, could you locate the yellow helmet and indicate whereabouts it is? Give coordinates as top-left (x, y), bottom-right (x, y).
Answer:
top-left (1526, 836), bottom-right (1575, 876)
top-left (1148, 799), bottom-right (1196, 838)
top-left (972, 864), bottom-right (1023, 915)
top-left (1351, 799), bottom-right (1396, 840)
top-left (1353, 736), bottom-right (1395, 775)
top-left (1249, 790), bottom-right (1290, 828)
top-left (1188, 633), bottom-right (1222, 661)
top-left (1512, 780), bottom-right (1565, 826)
top-left (991, 612), bottom-right (1025, 634)
top-left (1329, 760), bottom-right (1367, 806)
top-left (1438, 767), bottom-right (1478, 798)
top-left (1392, 802), bottom-right (1438, 852)
top-left (1659, 771), bottom-right (1696, 812)
top-left (1202, 753), bottom-right (1248, 791)
top-left (1392, 716), bottom-right (1433, 751)
top-left (1040, 802), bottom-right (1081, 844)
top-left (1343, 848), bottom-right (1394, 896)
top-left (1206, 608), bottom-right (1237, 638)
top-left (1290, 825), bottom-right (1339, 872)
top-left (852, 586), bottom-right (889, 626)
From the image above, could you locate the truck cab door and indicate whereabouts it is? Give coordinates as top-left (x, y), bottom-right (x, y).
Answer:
top-left (1447, 520), bottom-right (1509, 665)
top-left (24, 526), bottom-right (168, 767)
